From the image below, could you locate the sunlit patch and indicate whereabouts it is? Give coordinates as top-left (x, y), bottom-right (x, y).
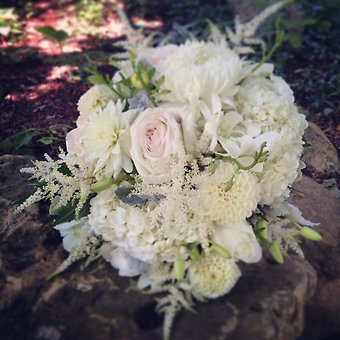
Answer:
top-left (131, 17), bottom-right (163, 29)
top-left (47, 65), bottom-right (77, 81)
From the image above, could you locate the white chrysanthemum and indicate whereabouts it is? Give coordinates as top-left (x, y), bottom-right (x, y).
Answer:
top-left (198, 162), bottom-right (260, 224)
top-left (88, 187), bottom-right (177, 264)
top-left (158, 41), bottom-right (245, 117)
top-left (81, 100), bottom-right (136, 178)
top-left (78, 84), bottom-right (118, 118)
top-left (188, 254), bottom-right (241, 299)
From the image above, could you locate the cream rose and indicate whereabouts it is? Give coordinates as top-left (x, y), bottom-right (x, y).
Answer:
top-left (212, 221), bottom-right (262, 263)
top-left (129, 106), bottom-right (183, 177)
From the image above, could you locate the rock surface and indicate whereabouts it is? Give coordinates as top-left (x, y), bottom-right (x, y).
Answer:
top-left (1, 155), bottom-right (339, 340)
top-left (302, 122), bottom-right (340, 178)
top-left (290, 176), bottom-right (340, 339)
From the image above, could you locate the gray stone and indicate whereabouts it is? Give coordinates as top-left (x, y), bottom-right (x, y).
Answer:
top-left (290, 175), bottom-right (340, 339)
top-left (302, 122), bottom-right (340, 177)
top-left (2, 155), bottom-right (339, 340)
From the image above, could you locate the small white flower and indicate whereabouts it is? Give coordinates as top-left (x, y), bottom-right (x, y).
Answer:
top-left (212, 221), bottom-right (262, 263)
top-left (78, 84), bottom-right (118, 118)
top-left (54, 217), bottom-right (92, 252)
top-left (188, 254), bottom-right (241, 299)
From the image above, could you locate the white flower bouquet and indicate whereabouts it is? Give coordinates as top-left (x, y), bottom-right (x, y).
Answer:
top-left (17, 1), bottom-right (322, 339)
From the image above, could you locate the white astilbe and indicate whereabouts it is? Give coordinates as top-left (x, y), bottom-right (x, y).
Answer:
top-left (16, 151), bottom-right (94, 216)
top-left (110, 1), bottom-right (155, 69)
top-left (155, 282), bottom-right (195, 340)
top-left (48, 233), bottom-right (102, 280)
top-left (226, 0), bottom-right (289, 54)
top-left (135, 145), bottom-right (213, 247)
top-left (266, 218), bottom-right (304, 258)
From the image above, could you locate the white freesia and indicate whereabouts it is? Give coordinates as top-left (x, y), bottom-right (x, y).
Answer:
top-left (54, 217), bottom-right (92, 252)
top-left (81, 100), bottom-right (136, 178)
top-left (212, 221), bottom-right (262, 263)
top-left (286, 204), bottom-right (319, 227)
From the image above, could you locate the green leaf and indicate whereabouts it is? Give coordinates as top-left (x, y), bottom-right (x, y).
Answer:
top-left (250, 0), bottom-right (268, 9)
top-left (36, 26), bottom-right (69, 42)
top-left (87, 74), bottom-right (107, 85)
top-left (287, 32), bottom-right (302, 49)
top-left (0, 129), bottom-right (36, 152)
top-left (210, 241), bottom-right (231, 259)
top-left (174, 257), bottom-right (185, 281)
top-left (39, 136), bottom-right (54, 145)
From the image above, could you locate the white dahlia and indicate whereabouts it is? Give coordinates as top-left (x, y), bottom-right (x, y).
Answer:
top-left (81, 100), bottom-right (136, 178)
top-left (198, 162), bottom-right (260, 224)
top-left (188, 254), bottom-right (241, 299)
top-left (158, 41), bottom-right (245, 117)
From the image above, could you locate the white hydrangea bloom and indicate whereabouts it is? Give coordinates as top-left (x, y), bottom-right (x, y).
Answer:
top-left (198, 162), bottom-right (260, 224)
top-left (258, 126), bottom-right (305, 205)
top-left (158, 41), bottom-right (246, 117)
top-left (81, 100), bottom-right (136, 178)
top-left (78, 84), bottom-right (118, 118)
top-left (88, 187), bottom-right (177, 264)
top-left (101, 245), bottom-right (147, 277)
top-left (238, 75), bottom-right (296, 131)
top-left (188, 254), bottom-right (241, 299)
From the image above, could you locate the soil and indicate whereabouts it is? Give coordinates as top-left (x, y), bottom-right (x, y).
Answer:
top-left (0, 0), bottom-right (339, 164)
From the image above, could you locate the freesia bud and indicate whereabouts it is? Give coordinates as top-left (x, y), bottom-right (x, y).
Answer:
top-left (300, 227), bottom-right (322, 241)
top-left (268, 240), bottom-right (284, 264)
top-left (90, 177), bottom-right (114, 193)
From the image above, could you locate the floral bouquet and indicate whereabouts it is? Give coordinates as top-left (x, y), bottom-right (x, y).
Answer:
top-left (17, 1), bottom-right (322, 339)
